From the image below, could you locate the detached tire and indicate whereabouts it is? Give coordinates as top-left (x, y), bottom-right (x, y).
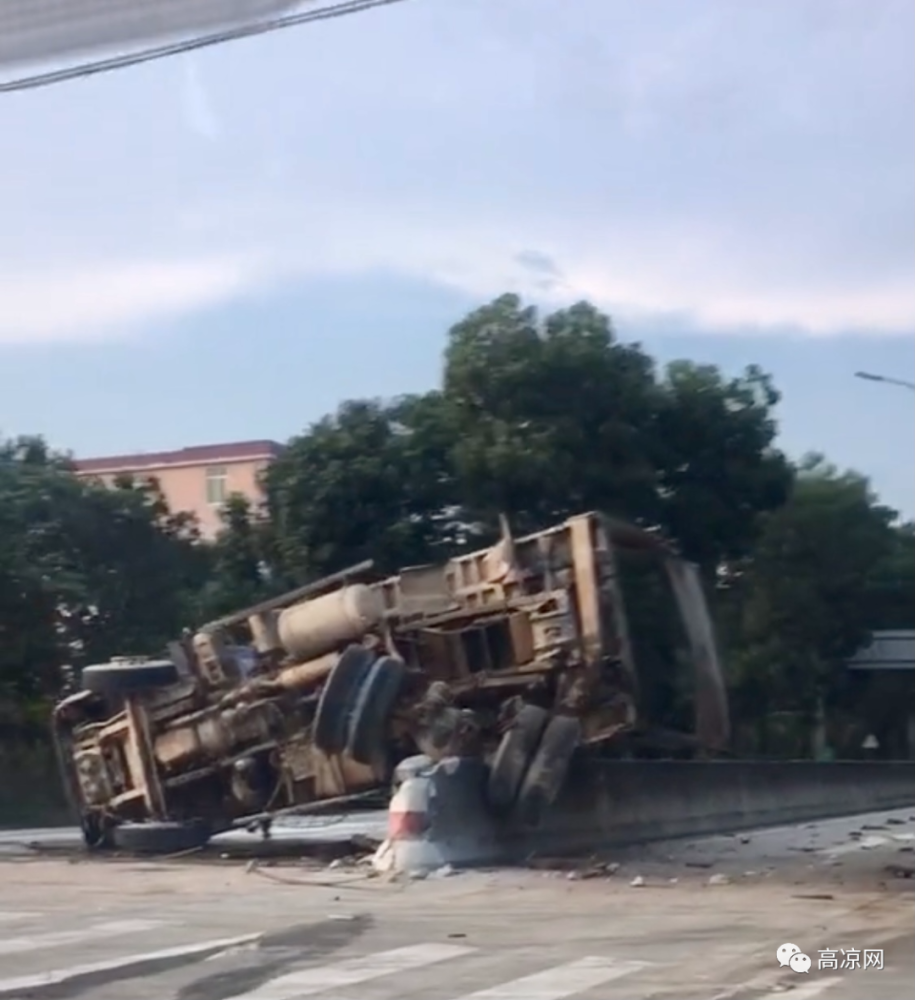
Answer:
top-left (113, 819), bottom-right (211, 855)
top-left (515, 714), bottom-right (581, 829)
top-left (486, 704), bottom-right (550, 814)
top-left (346, 656), bottom-right (407, 765)
top-left (314, 645), bottom-right (376, 755)
top-left (82, 659), bottom-right (179, 697)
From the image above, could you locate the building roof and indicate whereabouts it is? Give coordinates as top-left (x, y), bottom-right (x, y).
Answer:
top-left (847, 630), bottom-right (915, 670)
top-left (74, 440), bottom-right (285, 475)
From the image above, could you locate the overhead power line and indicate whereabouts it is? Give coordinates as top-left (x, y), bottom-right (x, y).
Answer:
top-left (0, 0), bottom-right (413, 94)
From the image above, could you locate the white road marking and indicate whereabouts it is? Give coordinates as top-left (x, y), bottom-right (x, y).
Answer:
top-left (227, 942), bottom-right (476, 999)
top-left (0, 918), bottom-right (162, 957)
top-left (0, 933), bottom-right (261, 996)
top-left (446, 956), bottom-right (651, 1000)
top-left (821, 835), bottom-right (889, 857)
top-left (0, 912), bottom-right (39, 924)
top-left (758, 976), bottom-right (843, 999)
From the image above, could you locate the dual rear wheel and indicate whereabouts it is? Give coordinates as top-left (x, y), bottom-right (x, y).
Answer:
top-left (313, 645), bottom-right (406, 765)
top-left (486, 704), bottom-right (581, 828)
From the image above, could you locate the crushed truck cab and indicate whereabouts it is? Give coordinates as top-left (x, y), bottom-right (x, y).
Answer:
top-left (51, 511), bottom-right (729, 852)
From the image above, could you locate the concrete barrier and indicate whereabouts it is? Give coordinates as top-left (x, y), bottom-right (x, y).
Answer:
top-left (375, 757), bottom-right (915, 874)
top-left (508, 758), bottom-right (915, 859)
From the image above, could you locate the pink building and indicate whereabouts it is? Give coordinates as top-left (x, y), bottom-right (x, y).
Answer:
top-left (74, 440), bottom-right (284, 540)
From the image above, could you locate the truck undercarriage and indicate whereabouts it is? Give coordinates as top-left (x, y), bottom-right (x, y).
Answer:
top-left (51, 512), bottom-right (730, 853)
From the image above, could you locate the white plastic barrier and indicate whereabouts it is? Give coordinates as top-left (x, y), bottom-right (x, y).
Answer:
top-left (372, 755), bottom-right (499, 875)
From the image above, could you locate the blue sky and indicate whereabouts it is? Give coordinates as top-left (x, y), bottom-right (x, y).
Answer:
top-left (1, 0), bottom-right (913, 515)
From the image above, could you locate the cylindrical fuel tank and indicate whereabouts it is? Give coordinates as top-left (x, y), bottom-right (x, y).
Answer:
top-left (277, 585), bottom-right (384, 661)
top-left (276, 651), bottom-right (339, 692)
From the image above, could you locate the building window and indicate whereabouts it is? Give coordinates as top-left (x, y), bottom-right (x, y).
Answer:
top-left (205, 465), bottom-right (228, 505)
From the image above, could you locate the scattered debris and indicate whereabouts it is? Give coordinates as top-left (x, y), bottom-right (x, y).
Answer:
top-left (630, 875), bottom-right (646, 887)
top-left (792, 893), bottom-right (835, 901)
top-left (884, 863), bottom-right (915, 880)
top-left (707, 873), bottom-right (731, 886)
top-left (886, 817), bottom-right (906, 826)
top-left (370, 838), bottom-right (395, 874)
top-left (685, 860), bottom-right (714, 869)
top-left (431, 864), bottom-right (457, 878)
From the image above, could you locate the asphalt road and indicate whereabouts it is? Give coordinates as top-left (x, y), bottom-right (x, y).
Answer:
top-left (1, 807), bottom-right (913, 1000)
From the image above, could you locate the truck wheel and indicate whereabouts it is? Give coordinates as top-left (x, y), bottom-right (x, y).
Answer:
top-left (515, 714), bottom-right (581, 829)
top-left (313, 645), bottom-right (375, 755)
top-left (346, 656), bottom-right (407, 765)
top-left (486, 704), bottom-right (550, 814)
top-left (113, 819), bottom-right (211, 854)
top-left (82, 659), bottom-right (179, 697)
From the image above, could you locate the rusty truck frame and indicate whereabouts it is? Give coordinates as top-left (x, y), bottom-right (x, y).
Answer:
top-left (51, 511), bottom-right (729, 852)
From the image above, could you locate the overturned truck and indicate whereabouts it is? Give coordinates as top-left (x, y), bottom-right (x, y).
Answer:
top-left (52, 512), bottom-right (730, 852)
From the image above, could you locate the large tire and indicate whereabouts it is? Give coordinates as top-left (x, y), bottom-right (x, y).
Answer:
top-left (113, 819), bottom-right (211, 855)
top-left (515, 714), bottom-right (581, 829)
top-left (82, 659), bottom-right (179, 697)
top-left (346, 656), bottom-right (407, 765)
top-left (486, 703), bottom-right (550, 814)
top-left (313, 645), bottom-right (375, 755)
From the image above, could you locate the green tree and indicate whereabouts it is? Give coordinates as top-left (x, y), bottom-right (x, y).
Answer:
top-left (442, 294), bottom-right (660, 534)
top-left (726, 456), bottom-right (904, 752)
top-left (260, 294), bottom-right (793, 588)
top-left (652, 361), bottom-right (793, 571)
top-left (264, 398), bottom-right (453, 581)
top-left (0, 435), bottom-right (209, 735)
top-left (193, 493), bottom-right (274, 619)
top-left (863, 521), bottom-right (915, 629)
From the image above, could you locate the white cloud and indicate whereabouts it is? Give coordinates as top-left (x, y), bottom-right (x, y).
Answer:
top-left (0, 0), bottom-right (911, 343)
top-left (0, 255), bottom-right (266, 343)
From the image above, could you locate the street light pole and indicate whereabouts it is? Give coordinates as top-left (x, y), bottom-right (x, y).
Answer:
top-left (854, 371), bottom-right (915, 392)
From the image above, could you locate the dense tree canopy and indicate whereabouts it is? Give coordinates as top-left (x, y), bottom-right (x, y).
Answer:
top-left (2, 294), bottom-right (913, 758)
top-left (0, 436), bottom-right (209, 735)
top-left (725, 457), bottom-right (909, 726)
